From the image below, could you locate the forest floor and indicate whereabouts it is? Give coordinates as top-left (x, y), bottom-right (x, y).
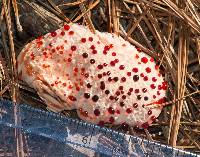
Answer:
top-left (0, 0), bottom-right (200, 155)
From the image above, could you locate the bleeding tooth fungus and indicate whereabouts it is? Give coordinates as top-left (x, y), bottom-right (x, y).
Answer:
top-left (17, 23), bottom-right (167, 129)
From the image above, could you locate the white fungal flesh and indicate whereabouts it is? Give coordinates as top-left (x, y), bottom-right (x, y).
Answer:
top-left (17, 23), bottom-right (167, 128)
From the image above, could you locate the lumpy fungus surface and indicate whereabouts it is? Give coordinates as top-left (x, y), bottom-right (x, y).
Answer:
top-left (17, 23), bottom-right (167, 129)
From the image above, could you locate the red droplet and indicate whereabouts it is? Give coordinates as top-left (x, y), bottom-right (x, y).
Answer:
top-left (87, 83), bottom-right (92, 88)
top-left (108, 107), bottom-right (115, 114)
top-left (153, 95), bottom-right (156, 99)
top-left (115, 97), bottom-right (119, 101)
top-left (98, 74), bottom-right (102, 79)
top-left (114, 59), bottom-right (119, 63)
top-left (105, 90), bottom-right (110, 94)
top-left (127, 72), bottom-right (131, 76)
top-left (104, 45), bottom-right (110, 50)
top-left (121, 77), bottom-right (126, 82)
top-left (81, 38), bottom-right (86, 43)
top-left (108, 77), bottom-right (112, 82)
top-left (52, 49), bottom-right (56, 53)
top-left (63, 83), bottom-right (67, 86)
top-left (68, 58), bottom-right (72, 62)
top-left (112, 52), bottom-right (116, 56)
top-left (135, 89), bottom-right (139, 93)
top-left (141, 122), bottom-right (149, 129)
top-left (83, 111), bottom-right (88, 117)
top-left (150, 84), bottom-right (156, 89)
top-left (133, 103), bottom-right (138, 108)
top-left (109, 117), bottom-right (115, 123)
top-left (141, 57), bottom-right (148, 64)
top-left (60, 31), bottom-right (65, 36)
top-left (135, 54), bottom-right (139, 59)
top-left (92, 50), bottom-right (97, 54)
top-left (137, 95), bottom-right (142, 100)
top-left (103, 63), bottom-right (108, 67)
top-left (162, 81), bottom-right (168, 90)
top-left (119, 65), bottom-right (125, 70)
top-left (150, 57), bottom-right (154, 62)
top-left (69, 31), bottom-right (74, 35)
top-left (107, 71), bottom-right (111, 75)
top-left (110, 61), bottom-right (115, 66)
top-left (140, 73), bottom-right (144, 77)
top-left (92, 95), bottom-right (99, 102)
top-left (90, 59), bottom-right (95, 64)
top-left (126, 108), bottom-right (132, 113)
top-left (133, 75), bottom-right (139, 81)
top-left (143, 76), bottom-right (148, 81)
top-left (56, 46), bottom-right (60, 50)
top-left (89, 37), bottom-right (93, 41)
top-left (82, 53), bottom-right (88, 58)
top-left (51, 32), bottom-right (57, 37)
top-left (158, 85), bottom-right (162, 90)
top-left (115, 91), bottom-right (120, 96)
top-left (103, 50), bottom-right (107, 55)
top-left (68, 95), bottom-right (77, 101)
top-left (76, 87), bottom-right (80, 91)
top-left (90, 45), bottom-right (95, 49)
top-left (43, 52), bottom-right (47, 56)
top-left (158, 97), bottom-right (166, 104)
top-left (98, 121), bottom-right (104, 127)
top-left (109, 96), bottom-right (114, 100)
top-left (151, 116), bottom-right (157, 121)
top-left (142, 88), bottom-right (147, 93)
top-left (136, 47), bottom-right (142, 51)
top-left (134, 125), bottom-right (140, 130)
top-left (129, 88), bottom-right (133, 92)
top-left (120, 102), bottom-right (125, 107)
top-left (155, 65), bottom-right (159, 70)
top-left (94, 109), bottom-right (100, 116)
top-left (97, 65), bottom-right (103, 69)
top-left (121, 123), bottom-right (129, 131)
top-left (148, 110), bottom-right (152, 115)
top-left (64, 24), bottom-right (70, 31)
top-left (71, 45), bottom-right (77, 51)
top-left (132, 68), bottom-right (138, 73)
top-left (122, 95), bottom-right (126, 100)
top-left (84, 73), bottom-right (89, 78)
top-left (145, 67), bottom-right (151, 73)
top-left (152, 77), bottom-right (157, 82)
top-left (84, 93), bottom-right (90, 99)
top-left (116, 110), bottom-right (120, 114)
top-left (119, 86), bottom-right (123, 90)
top-left (80, 81), bottom-right (83, 86)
